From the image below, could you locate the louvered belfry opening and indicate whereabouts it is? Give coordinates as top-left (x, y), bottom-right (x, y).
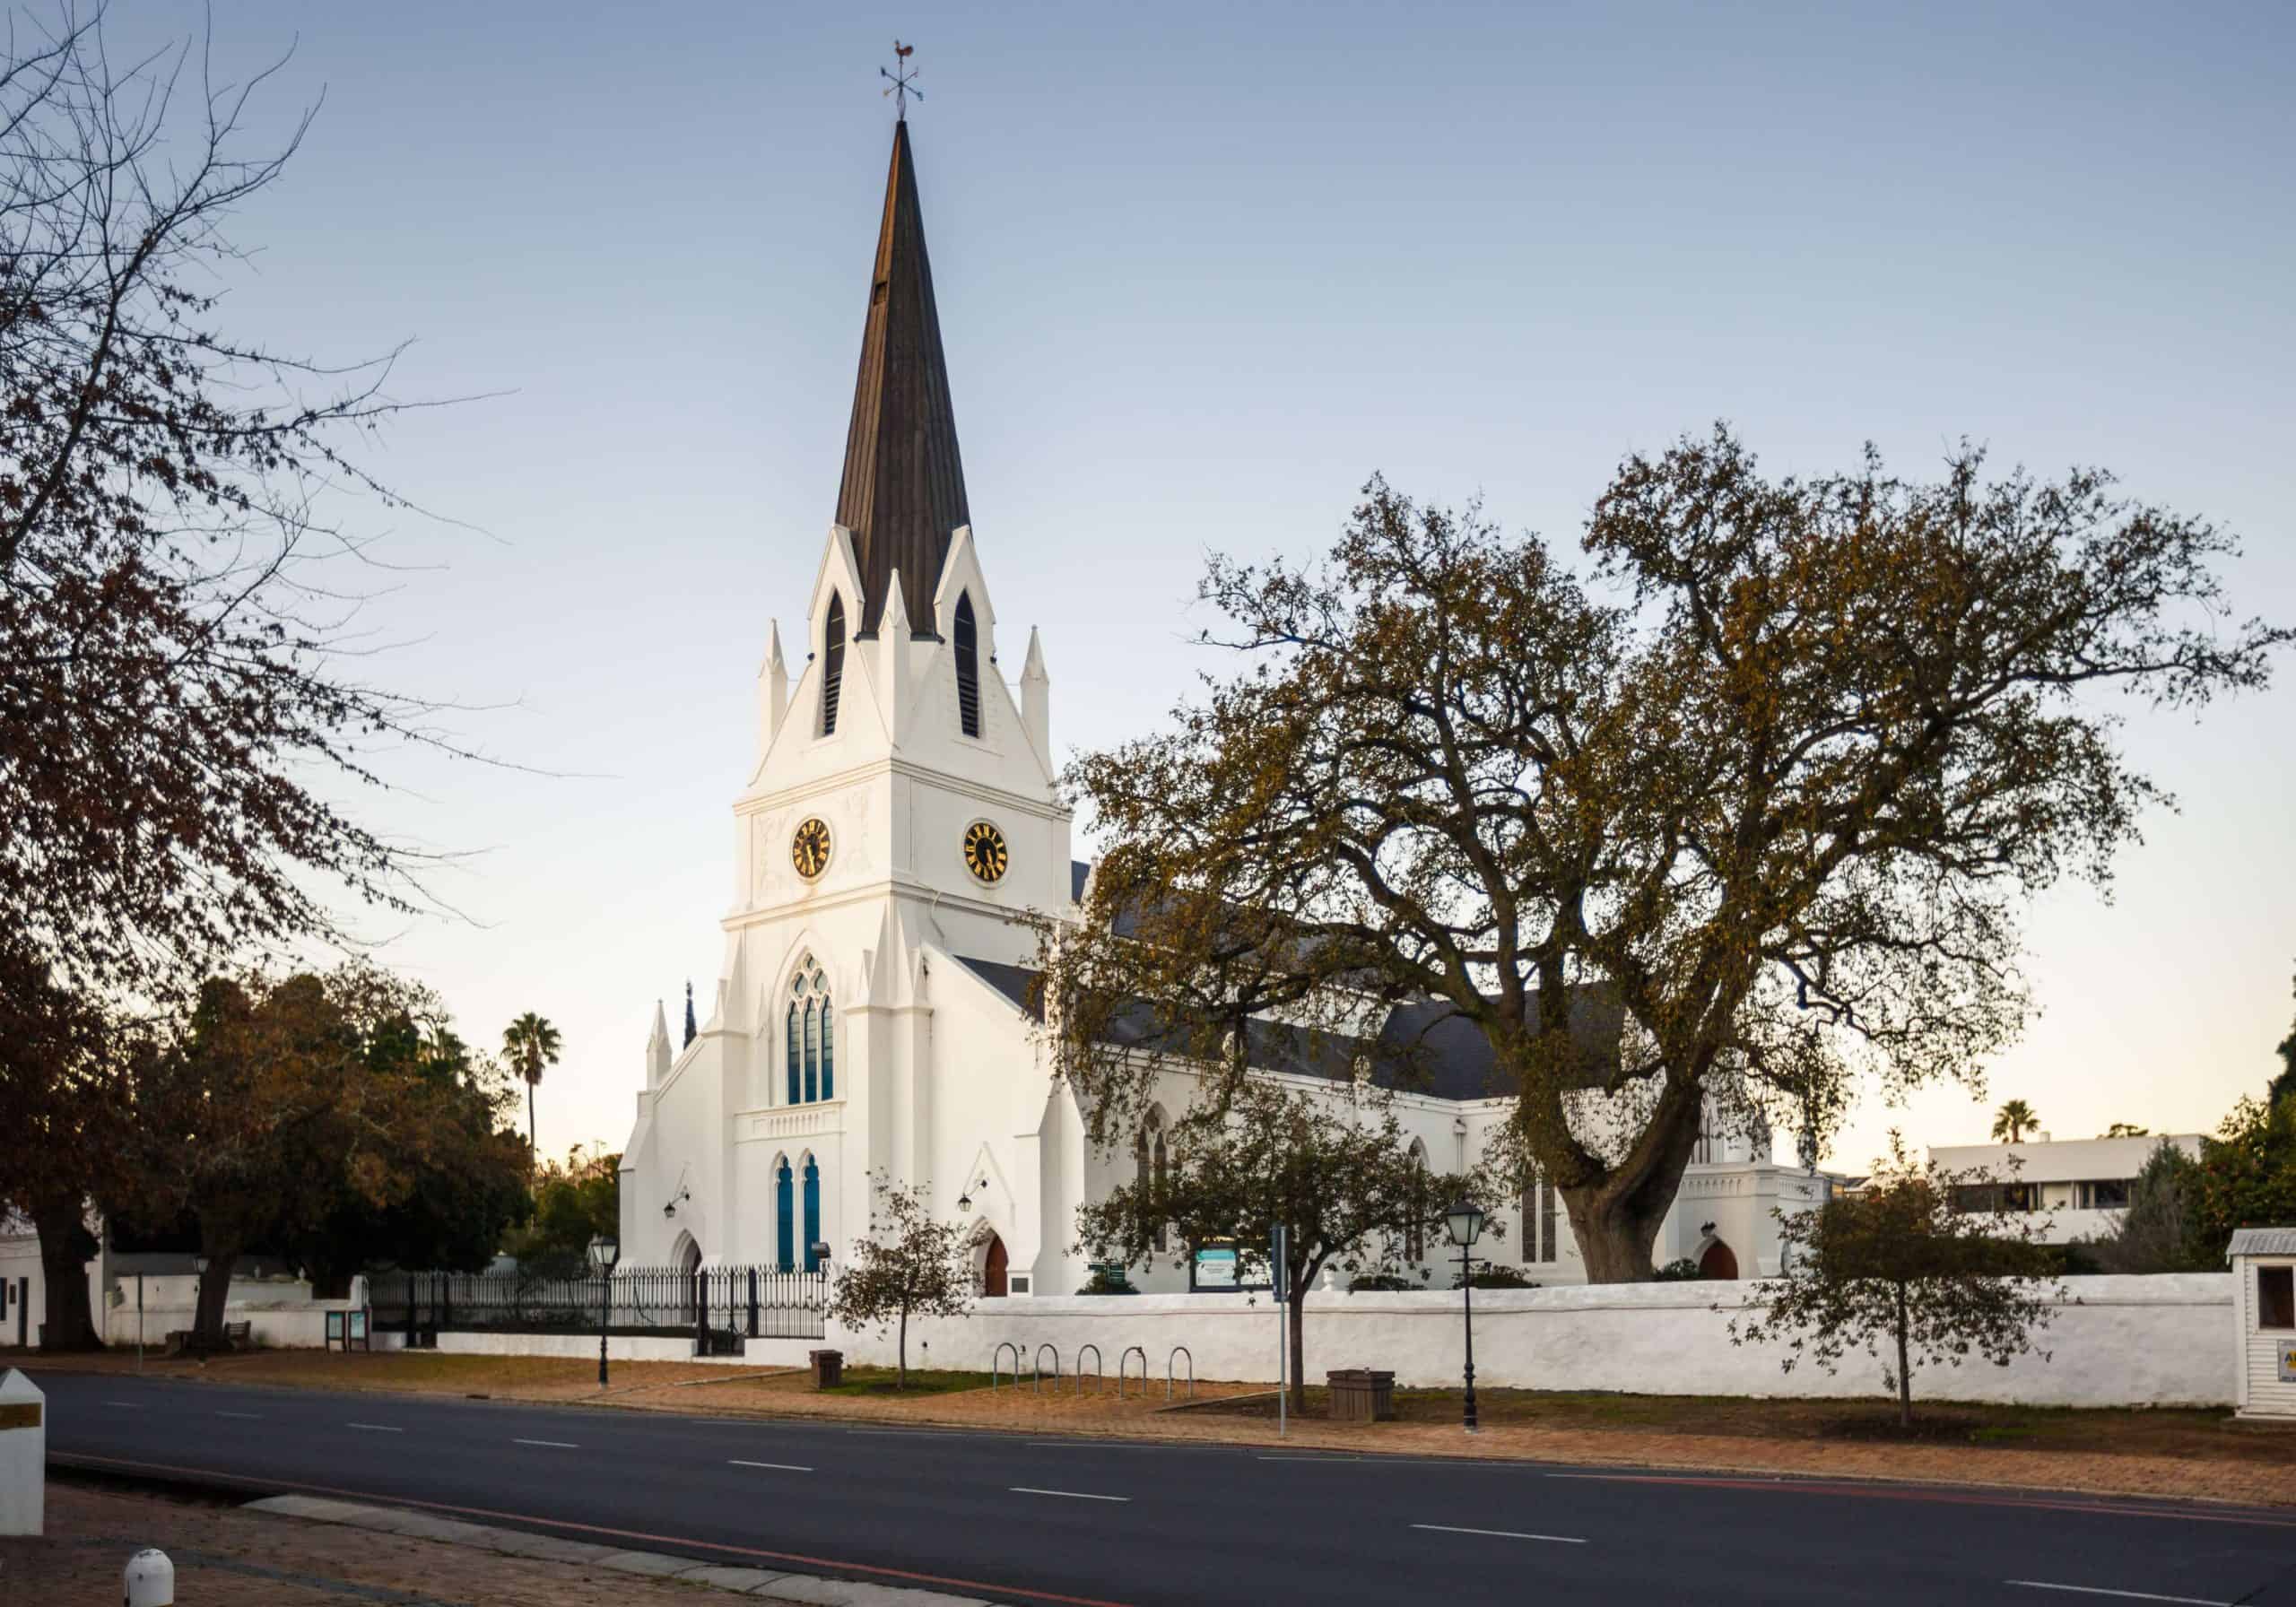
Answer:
top-left (954, 592), bottom-right (981, 737)
top-left (822, 594), bottom-right (846, 734)
top-left (835, 118), bottom-right (971, 640)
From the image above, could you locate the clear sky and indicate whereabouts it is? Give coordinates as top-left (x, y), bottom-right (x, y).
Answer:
top-left (130, 1), bottom-right (2293, 1172)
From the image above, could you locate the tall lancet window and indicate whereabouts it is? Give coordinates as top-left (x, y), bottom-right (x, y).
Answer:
top-left (787, 956), bottom-right (831, 1105)
top-left (822, 594), bottom-right (847, 734)
top-left (953, 593), bottom-right (981, 738)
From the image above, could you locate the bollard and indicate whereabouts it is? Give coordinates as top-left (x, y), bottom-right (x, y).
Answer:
top-left (124, 1548), bottom-right (175, 1605)
top-left (0, 1368), bottom-right (43, 1536)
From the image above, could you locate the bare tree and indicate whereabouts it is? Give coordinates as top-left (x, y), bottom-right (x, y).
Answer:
top-left (0, 4), bottom-right (469, 1001)
top-left (824, 1173), bottom-right (972, 1388)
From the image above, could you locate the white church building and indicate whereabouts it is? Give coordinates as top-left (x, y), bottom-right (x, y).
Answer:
top-left (615, 119), bottom-right (1816, 1298)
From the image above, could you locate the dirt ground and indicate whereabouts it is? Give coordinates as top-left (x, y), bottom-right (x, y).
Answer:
top-left (13, 1347), bottom-right (2294, 1508)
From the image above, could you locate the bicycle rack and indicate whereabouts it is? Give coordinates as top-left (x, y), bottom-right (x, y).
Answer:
top-left (1118, 1345), bottom-right (1148, 1399)
top-left (1033, 1342), bottom-right (1060, 1394)
top-left (1076, 1342), bottom-right (1104, 1394)
top-left (1167, 1344), bottom-right (1195, 1401)
top-left (991, 1341), bottom-right (1021, 1392)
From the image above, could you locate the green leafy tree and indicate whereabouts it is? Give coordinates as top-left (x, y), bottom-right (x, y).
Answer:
top-left (1041, 433), bottom-right (2286, 1282)
top-left (2193, 1094), bottom-right (2296, 1257)
top-left (825, 1174), bottom-right (972, 1387)
top-left (1990, 1100), bottom-right (2042, 1144)
top-left (500, 1013), bottom-right (563, 1155)
top-left (283, 1011), bottom-right (530, 1295)
top-left (2084, 1141), bottom-right (2210, 1273)
top-left (2101, 1124), bottom-right (2150, 1138)
top-left (2270, 967), bottom-right (2296, 1109)
top-left (1730, 1139), bottom-right (2064, 1425)
top-left (505, 1145), bottom-right (620, 1278)
top-left (1076, 1080), bottom-right (1493, 1412)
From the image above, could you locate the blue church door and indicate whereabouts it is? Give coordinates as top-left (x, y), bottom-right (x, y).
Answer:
top-left (803, 1160), bottom-right (822, 1272)
top-left (775, 1161), bottom-right (794, 1272)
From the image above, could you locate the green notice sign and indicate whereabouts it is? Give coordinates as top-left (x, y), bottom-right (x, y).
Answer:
top-left (1193, 1245), bottom-right (1239, 1290)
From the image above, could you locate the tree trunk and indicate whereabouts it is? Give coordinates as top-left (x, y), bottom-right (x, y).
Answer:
top-left (1555, 1089), bottom-right (1705, 1281)
top-left (527, 1081), bottom-right (537, 1157)
top-left (897, 1306), bottom-right (908, 1389)
top-left (1288, 1281), bottom-right (1309, 1413)
top-left (193, 1246), bottom-right (240, 1352)
top-left (1894, 1281), bottom-right (1913, 1429)
top-left (30, 1194), bottom-right (102, 1351)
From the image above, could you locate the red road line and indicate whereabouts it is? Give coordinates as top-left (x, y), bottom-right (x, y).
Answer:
top-left (55, 1451), bottom-right (1136, 1607)
top-left (1551, 1471), bottom-right (2296, 1529)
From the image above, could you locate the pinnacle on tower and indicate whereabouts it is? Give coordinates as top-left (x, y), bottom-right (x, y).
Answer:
top-left (835, 119), bottom-right (970, 638)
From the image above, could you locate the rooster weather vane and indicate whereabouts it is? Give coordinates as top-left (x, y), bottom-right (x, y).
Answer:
top-left (881, 41), bottom-right (922, 120)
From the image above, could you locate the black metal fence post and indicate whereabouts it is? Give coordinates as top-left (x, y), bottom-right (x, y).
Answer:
top-left (748, 1268), bottom-right (760, 1339)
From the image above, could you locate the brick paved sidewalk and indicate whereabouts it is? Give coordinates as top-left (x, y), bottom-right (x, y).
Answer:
top-left (0, 1481), bottom-right (777, 1607)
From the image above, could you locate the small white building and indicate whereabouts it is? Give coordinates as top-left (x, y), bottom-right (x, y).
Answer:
top-left (2227, 1228), bottom-right (2296, 1420)
top-left (1928, 1132), bottom-right (2203, 1246)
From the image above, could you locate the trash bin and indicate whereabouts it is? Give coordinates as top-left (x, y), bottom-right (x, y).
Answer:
top-left (1326, 1368), bottom-right (1396, 1421)
top-left (809, 1348), bottom-right (844, 1388)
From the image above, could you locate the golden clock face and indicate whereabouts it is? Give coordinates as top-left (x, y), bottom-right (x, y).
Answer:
top-left (791, 817), bottom-right (831, 881)
top-left (962, 820), bottom-right (1009, 884)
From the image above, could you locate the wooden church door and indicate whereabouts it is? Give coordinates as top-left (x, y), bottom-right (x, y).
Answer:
top-left (982, 1233), bottom-right (1008, 1298)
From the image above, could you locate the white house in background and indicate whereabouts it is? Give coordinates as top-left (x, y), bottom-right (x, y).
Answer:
top-left (613, 118), bottom-right (1816, 1299)
top-left (1929, 1132), bottom-right (2204, 1246)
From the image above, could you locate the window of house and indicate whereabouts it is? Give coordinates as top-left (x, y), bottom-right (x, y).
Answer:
top-left (2080, 1179), bottom-right (2132, 1211)
top-left (787, 957), bottom-right (831, 1104)
top-left (822, 594), bottom-right (846, 734)
top-left (954, 592), bottom-right (981, 738)
top-left (2260, 1265), bottom-right (2295, 1331)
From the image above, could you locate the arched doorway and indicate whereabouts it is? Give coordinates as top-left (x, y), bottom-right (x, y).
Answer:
top-left (682, 1237), bottom-right (704, 1324)
top-left (1698, 1238), bottom-right (1739, 1281)
top-left (981, 1232), bottom-right (1008, 1298)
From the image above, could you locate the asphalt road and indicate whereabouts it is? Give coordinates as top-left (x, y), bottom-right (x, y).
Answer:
top-left (36, 1372), bottom-right (2296, 1606)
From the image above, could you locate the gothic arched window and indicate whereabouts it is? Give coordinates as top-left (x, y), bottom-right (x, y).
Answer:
top-left (953, 592), bottom-right (981, 738)
top-left (1135, 1107), bottom-right (1170, 1253)
top-left (787, 956), bottom-right (831, 1105)
top-left (822, 594), bottom-right (847, 735)
top-left (1405, 1139), bottom-right (1429, 1263)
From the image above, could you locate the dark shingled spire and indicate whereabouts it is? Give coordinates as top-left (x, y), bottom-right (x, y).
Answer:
top-left (835, 119), bottom-right (970, 638)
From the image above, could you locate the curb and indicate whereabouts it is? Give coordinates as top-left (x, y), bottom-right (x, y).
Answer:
top-left (242, 1494), bottom-right (996, 1606)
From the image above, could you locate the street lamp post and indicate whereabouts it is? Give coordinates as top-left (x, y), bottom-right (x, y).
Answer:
top-left (587, 1234), bottom-right (619, 1388)
top-left (1443, 1199), bottom-right (1485, 1434)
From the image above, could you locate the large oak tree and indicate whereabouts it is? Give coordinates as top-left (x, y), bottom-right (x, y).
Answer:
top-left (1044, 430), bottom-right (2286, 1280)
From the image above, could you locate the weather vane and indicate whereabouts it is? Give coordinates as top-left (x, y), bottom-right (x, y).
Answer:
top-left (881, 41), bottom-right (922, 120)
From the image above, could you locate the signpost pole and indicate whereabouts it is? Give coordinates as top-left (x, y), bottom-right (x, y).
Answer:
top-left (1273, 1225), bottom-right (1287, 1440)
top-left (135, 1275), bottom-right (143, 1376)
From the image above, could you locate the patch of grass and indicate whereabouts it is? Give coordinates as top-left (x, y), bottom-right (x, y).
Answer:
top-left (810, 1366), bottom-right (996, 1398)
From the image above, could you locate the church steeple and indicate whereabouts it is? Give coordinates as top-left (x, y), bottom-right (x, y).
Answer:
top-left (835, 118), bottom-right (970, 638)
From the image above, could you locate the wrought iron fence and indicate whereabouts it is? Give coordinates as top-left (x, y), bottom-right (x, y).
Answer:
top-left (371, 1264), bottom-right (827, 1346)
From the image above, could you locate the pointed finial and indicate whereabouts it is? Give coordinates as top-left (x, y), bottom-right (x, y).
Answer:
top-left (683, 980), bottom-right (697, 1047)
top-left (880, 40), bottom-right (922, 120)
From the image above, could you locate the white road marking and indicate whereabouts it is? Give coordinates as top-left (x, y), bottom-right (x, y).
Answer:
top-left (101, 1401), bottom-right (144, 1409)
top-left (729, 1459), bottom-right (813, 1472)
top-left (2005, 1584), bottom-right (2234, 1606)
top-left (513, 1438), bottom-right (578, 1449)
top-left (215, 1411), bottom-right (263, 1420)
top-left (344, 1423), bottom-right (403, 1433)
top-left (1009, 1487), bottom-right (1130, 1503)
top-left (1412, 1523), bottom-right (1586, 1545)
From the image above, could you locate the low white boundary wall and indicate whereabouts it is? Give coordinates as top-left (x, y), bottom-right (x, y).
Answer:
top-left (100, 1274), bottom-right (369, 1351)
top-left (826, 1274), bottom-right (2235, 1408)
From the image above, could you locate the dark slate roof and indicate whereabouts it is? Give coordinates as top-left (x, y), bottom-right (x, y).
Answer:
top-left (836, 119), bottom-right (970, 638)
top-left (949, 954), bottom-right (1620, 1104)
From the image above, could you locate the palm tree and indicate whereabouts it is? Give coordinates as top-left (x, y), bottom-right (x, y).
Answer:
top-left (1990, 1099), bottom-right (2040, 1145)
top-left (501, 1012), bottom-right (562, 1153)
